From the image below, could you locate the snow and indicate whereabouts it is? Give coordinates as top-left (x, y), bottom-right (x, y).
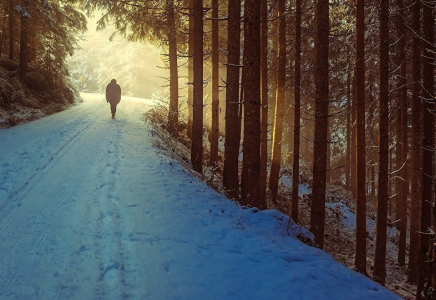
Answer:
top-left (0, 93), bottom-right (400, 299)
top-left (326, 202), bottom-right (397, 239)
top-left (280, 173), bottom-right (310, 196)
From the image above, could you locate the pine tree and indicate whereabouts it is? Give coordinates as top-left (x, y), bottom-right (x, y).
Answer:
top-left (345, 48), bottom-right (351, 191)
top-left (417, 0), bottom-right (435, 296)
top-left (8, 0), bottom-right (15, 60)
top-left (191, 0), bottom-right (204, 173)
top-left (354, 0), bottom-right (366, 274)
top-left (187, 0), bottom-right (194, 139)
top-left (18, 0), bottom-right (29, 80)
top-left (373, 0), bottom-right (390, 284)
top-left (223, 0), bottom-right (242, 199)
top-left (241, 0), bottom-right (261, 207)
top-left (268, 0), bottom-right (286, 201)
top-left (394, 0), bottom-right (408, 266)
top-left (408, 0), bottom-right (421, 284)
top-left (291, 0), bottom-right (302, 222)
top-left (166, 0), bottom-right (179, 136)
top-left (310, 0), bottom-right (329, 249)
top-left (259, 0), bottom-right (268, 209)
top-left (209, 0), bottom-right (219, 165)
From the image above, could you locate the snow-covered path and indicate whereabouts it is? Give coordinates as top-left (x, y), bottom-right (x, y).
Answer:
top-left (0, 93), bottom-right (400, 300)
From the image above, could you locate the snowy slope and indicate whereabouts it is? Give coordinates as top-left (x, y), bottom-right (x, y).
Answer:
top-left (0, 93), bottom-right (401, 300)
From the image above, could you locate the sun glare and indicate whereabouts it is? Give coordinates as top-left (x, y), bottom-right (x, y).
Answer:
top-left (68, 14), bottom-right (167, 100)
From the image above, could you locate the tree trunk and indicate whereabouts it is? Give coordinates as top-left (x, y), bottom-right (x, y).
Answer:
top-left (351, 77), bottom-right (357, 200)
top-left (8, 0), bottom-right (14, 60)
top-left (416, 0), bottom-right (435, 296)
top-left (18, 9), bottom-right (28, 81)
top-left (268, 0), bottom-right (286, 201)
top-left (191, 0), bottom-right (203, 173)
top-left (209, 0), bottom-right (219, 165)
top-left (259, 0), bottom-right (268, 209)
top-left (354, 0), bottom-right (366, 273)
top-left (373, 0), bottom-right (389, 284)
top-left (310, 0), bottom-right (329, 249)
top-left (241, 0), bottom-right (261, 207)
top-left (187, 0), bottom-right (194, 139)
top-left (0, 8), bottom-right (8, 56)
top-left (345, 48), bottom-right (351, 190)
top-left (371, 164), bottom-right (375, 200)
top-left (408, 0), bottom-right (421, 284)
top-left (395, 0), bottom-right (407, 266)
top-left (269, 22), bottom-right (278, 154)
top-left (223, 0), bottom-right (242, 199)
top-left (327, 124), bottom-right (330, 183)
top-left (291, 0), bottom-right (302, 222)
top-left (285, 8), bottom-right (294, 167)
top-left (28, 30), bottom-right (36, 63)
top-left (166, 0), bottom-right (179, 136)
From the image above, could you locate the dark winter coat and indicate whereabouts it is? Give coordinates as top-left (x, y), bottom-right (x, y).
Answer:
top-left (106, 81), bottom-right (121, 104)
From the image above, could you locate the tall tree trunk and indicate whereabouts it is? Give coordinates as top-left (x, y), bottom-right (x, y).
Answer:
top-left (408, 0), bottom-right (421, 284)
top-left (291, 0), bottom-right (302, 222)
top-left (268, 0), bottom-right (286, 201)
top-left (371, 164), bottom-right (375, 200)
top-left (0, 8), bottom-right (8, 56)
top-left (351, 77), bottom-right (357, 200)
top-left (285, 8), bottom-right (294, 167)
top-left (167, 0), bottom-right (179, 136)
top-left (223, 0), bottom-right (241, 199)
top-left (241, 0), bottom-right (261, 207)
top-left (345, 48), bottom-right (351, 191)
top-left (354, 0), bottom-right (366, 273)
top-left (417, 0), bottom-right (435, 296)
top-left (269, 22), bottom-right (278, 153)
top-left (209, 0), bottom-right (219, 165)
top-left (373, 0), bottom-right (390, 284)
top-left (310, 0), bottom-right (329, 249)
top-left (28, 30), bottom-right (36, 62)
top-left (18, 7), bottom-right (28, 81)
top-left (187, 0), bottom-right (194, 139)
top-left (395, 0), bottom-right (407, 266)
top-left (8, 0), bottom-right (14, 60)
top-left (327, 124), bottom-right (331, 183)
top-left (259, 0), bottom-right (268, 208)
top-left (191, 0), bottom-right (203, 173)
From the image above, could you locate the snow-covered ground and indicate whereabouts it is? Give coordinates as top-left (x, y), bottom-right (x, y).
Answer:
top-left (0, 93), bottom-right (400, 299)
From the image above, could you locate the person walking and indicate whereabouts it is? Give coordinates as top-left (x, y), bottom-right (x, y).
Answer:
top-left (106, 79), bottom-right (121, 119)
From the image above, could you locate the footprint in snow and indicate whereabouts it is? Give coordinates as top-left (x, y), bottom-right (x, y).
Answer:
top-left (102, 261), bottom-right (123, 285)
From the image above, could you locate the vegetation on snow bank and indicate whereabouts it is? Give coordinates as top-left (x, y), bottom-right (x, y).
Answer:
top-left (0, 58), bottom-right (80, 128)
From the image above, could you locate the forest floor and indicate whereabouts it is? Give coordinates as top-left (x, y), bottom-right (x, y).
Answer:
top-left (0, 57), bottom-right (79, 128)
top-left (0, 93), bottom-right (400, 299)
top-left (279, 186), bottom-right (416, 299)
top-left (148, 107), bottom-right (416, 300)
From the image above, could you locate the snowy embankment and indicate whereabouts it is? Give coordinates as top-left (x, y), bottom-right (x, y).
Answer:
top-left (0, 93), bottom-right (400, 299)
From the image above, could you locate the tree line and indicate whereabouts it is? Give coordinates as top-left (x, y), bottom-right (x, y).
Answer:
top-left (0, 0), bottom-right (85, 85)
top-left (77, 0), bottom-right (436, 298)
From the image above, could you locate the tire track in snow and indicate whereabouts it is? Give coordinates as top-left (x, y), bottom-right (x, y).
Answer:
top-left (52, 117), bottom-right (132, 300)
top-left (50, 119), bottom-right (133, 299)
top-left (0, 109), bottom-right (112, 297)
top-left (0, 183), bottom-right (77, 297)
top-left (0, 97), bottom-right (160, 299)
top-left (1, 110), bottom-right (98, 200)
top-left (0, 108), bottom-right (107, 232)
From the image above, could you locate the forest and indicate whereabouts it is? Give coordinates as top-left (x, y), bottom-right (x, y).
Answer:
top-left (0, 0), bottom-right (435, 299)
